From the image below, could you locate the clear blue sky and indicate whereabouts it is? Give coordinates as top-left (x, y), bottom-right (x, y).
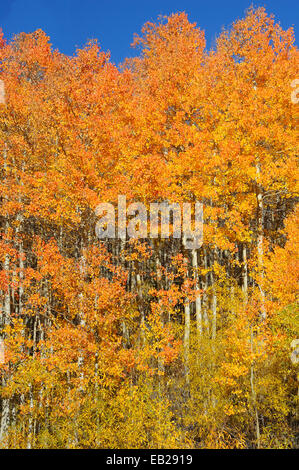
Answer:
top-left (1, 0), bottom-right (298, 65)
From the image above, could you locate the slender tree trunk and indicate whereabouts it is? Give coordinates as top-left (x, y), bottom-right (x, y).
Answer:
top-left (243, 244), bottom-right (248, 302)
top-left (250, 327), bottom-right (260, 448)
top-left (192, 249), bottom-right (202, 341)
top-left (202, 248), bottom-right (209, 335)
top-left (184, 299), bottom-right (190, 382)
top-left (256, 162), bottom-right (266, 319)
top-left (211, 251), bottom-right (217, 340)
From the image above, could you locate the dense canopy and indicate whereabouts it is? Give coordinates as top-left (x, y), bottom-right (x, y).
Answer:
top-left (0, 7), bottom-right (298, 449)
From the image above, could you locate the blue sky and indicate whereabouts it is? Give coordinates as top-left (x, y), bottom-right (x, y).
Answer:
top-left (1, 0), bottom-right (298, 65)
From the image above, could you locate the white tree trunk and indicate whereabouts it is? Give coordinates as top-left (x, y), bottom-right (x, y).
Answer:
top-left (192, 249), bottom-right (202, 340)
top-left (256, 162), bottom-right (266, 319)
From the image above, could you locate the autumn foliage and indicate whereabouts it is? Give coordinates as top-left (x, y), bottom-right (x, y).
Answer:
top-left (0, 8), bottom-right (298, 448)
